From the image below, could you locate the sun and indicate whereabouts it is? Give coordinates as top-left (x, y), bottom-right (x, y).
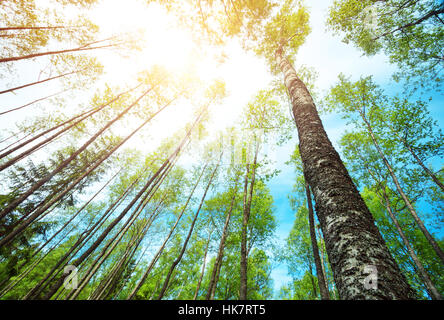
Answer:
top-left (89, 0), bottom-right (271, 155)
top-left (92, 0), bottom-right (197, 74)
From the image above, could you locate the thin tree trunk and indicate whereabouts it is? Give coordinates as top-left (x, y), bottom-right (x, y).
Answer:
top-left (157, 155), bottom-right (221, 300)
top-left (94, 207), bottom-right (157, 300)
top-left (38, 161), bottom-right (170, 300)
top-left (0, 88), bottom-right (69, 116)
top-left (0, 129), bottom-right (27, 145)
top-left (360, 113), bottom-right (444, 264)
top-left (0, 84), bottom-right (140, 168)
top-left (0, 168), bottom-right (121, 295)
top-left (0, 89), bottom-right (116, 162)
top-left (381, 188), bottom-right (442, 300)
top-left (193, 229), bottom-right (212, 300)
top-left (380, 119), bottom-right (444, 192)
top-left (240, 139), bottom-right (259, 300)
top-left (69, 162), bottom-right (172, 300)
top-left (206, 179), bottom-right (238, 300)
top-left (94, 179), bottom-right (173, 300)
top-left (0, 39), bottom-right (119, 64)
top-left (0, 69), bottom-right (81, 95)
top-left (239, 162), bottom-right (250, 300)
top-left (68, 192), bottom-right (168, 300)
top-left (275, 46), bottom-right (415, 299)
top-left (305, 181), bottom-right (330, 300)
top-left (404, 143), bottom-right (444, 192)
top-left (31, 169), bottom-right (122, 260)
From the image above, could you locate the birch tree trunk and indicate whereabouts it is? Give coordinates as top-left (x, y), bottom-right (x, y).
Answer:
top-left (275, 47), bottom-right (415, 299)
top-left (305, 181), bottom-right (330, 300)
top-left (193, 230), bottom-right (212, 300)
top-left (239, 139), bottom-right (259, 300)
top-left (157, 156), bottom-right (221, 300)
top-left (206, 181), bottom-right (238, 300)
top-left (0, 69), bottom-right (81, 95)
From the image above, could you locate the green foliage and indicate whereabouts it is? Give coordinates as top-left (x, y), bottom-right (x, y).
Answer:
top-left (253, 1), bottom-right (310, 73)
top-left (327, 0), bottom-right (444, 89)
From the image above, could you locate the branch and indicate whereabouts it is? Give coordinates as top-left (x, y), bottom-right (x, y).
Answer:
top-left (372, 6), bottom-right (444, 41)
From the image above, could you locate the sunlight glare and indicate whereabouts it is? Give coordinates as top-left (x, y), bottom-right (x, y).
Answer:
top-left (91, 0), bottom-right (272, 155)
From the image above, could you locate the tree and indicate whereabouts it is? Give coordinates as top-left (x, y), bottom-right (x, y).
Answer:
top-left (205, 173), bottom-right (240, 300)
top-left (327, 0), bottom-right (444, 89)
top-left (325, 75), bottom-right (444, 264)
top-left (261, 2), bottom-right (415, 299)
top-left (338, 130), bottom-right (444, 299)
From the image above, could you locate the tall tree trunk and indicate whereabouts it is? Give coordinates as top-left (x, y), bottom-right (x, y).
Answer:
top-left (0, 88), bottom-right (69, 116)
top-left (239, 163), bottom-right (250, 300)
top-left (305, 181), bottom-right (330, 300)
top-left (0, 168), bottom-right (121, 296)
top-left (32, 169), bottom-right (121, 260)
top-left (193, 229), bottom-right (212, 300)
top-left (0, 69), bottom-right (81, 95)
top-left (68, 192), bottom-right (167, 300)
top-left (39, 160), bottom-right (170, 300)
top-left (206, 179), bottom-right (238, 300)
top-left (0, 87), bottom-right (121, 163)
top-left (92, 219), bottom-right (150, 300)
top-left (239, 139), bottom-right (259, 300)
top-left (68, 166), bottom-right (171, 300)
top-left (0, 83), bottom-right (140, 160)
top-left (0, 38), bottom-right (119, 64)
top-left (157, 156), bottom-right (221, 300)
top-left (275, 47), bottom-right (415, 299)
top-left (360, 113), bottom-right (444, 264)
